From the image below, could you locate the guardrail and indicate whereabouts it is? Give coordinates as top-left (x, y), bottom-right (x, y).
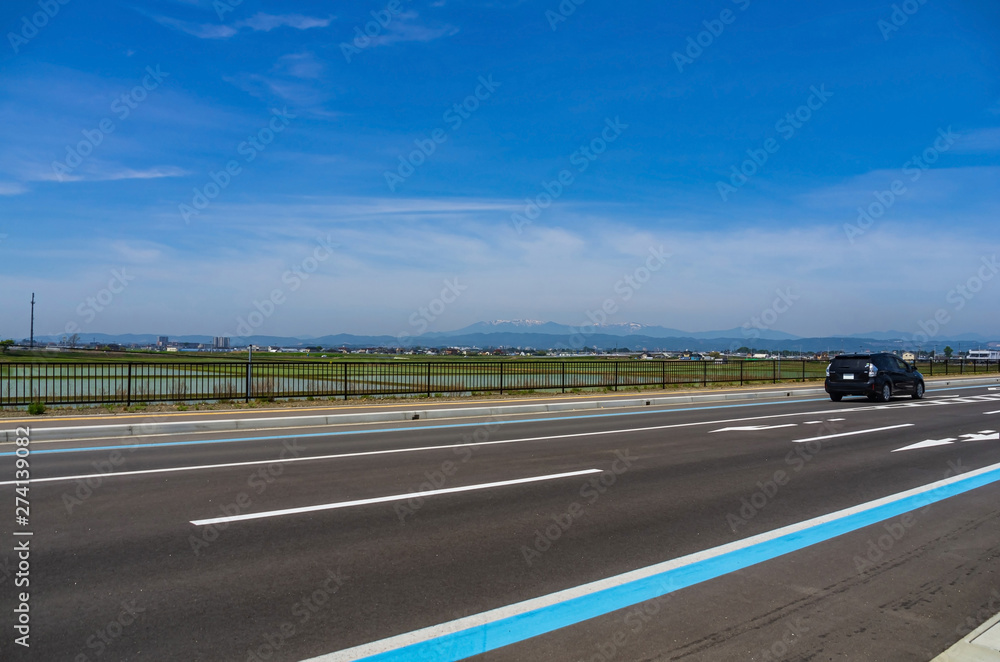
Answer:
top-left (917, 359), bottom-right (1000, 377)
top-left (0, 359), bottom-right (995, 407)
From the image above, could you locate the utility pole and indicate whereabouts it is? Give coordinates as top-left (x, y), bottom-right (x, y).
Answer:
top-left (29, 293), bottom-right (35, 349)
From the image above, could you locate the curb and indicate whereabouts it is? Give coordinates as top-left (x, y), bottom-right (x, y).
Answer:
top-left (4, 376), bottom-right (998, 443)
top-left (932, 612), bottom-right (1000, 661)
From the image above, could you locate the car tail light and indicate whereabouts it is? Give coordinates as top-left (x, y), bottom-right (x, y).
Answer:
top-left (825, 363), bottom-right (831, 377)
top-left (867, 362), bottom-right (878, 378)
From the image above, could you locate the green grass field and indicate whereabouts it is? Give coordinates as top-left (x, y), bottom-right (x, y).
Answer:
top-left (3, 350), bottom-right (989, 408)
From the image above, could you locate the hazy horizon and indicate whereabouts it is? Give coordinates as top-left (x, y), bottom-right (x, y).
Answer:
top-left (14, 318), bottom-right (1000, 345)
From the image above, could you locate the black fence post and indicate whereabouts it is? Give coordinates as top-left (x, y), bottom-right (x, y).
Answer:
top-left (801, 360), bottom-right (806, 382)
top-left (126, 363), bottom-right (132, 407)
top-left (343, 362), bottom-right (348, 401)
top-left (702, 361), bottom-right (707, 386)
top-left (561, 362), bottom-right (566, 393)
top-left (426, 362), bottom-right (432, 397)
top-left (499, 362), bottom-right (504, 395)
top-left (614, 362), bottom-right (618, 391)
top-left (661, 361), bottom-right (666, 389)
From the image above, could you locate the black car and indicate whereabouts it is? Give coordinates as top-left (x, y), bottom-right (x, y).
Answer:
top-left (825, 353), bottom-right (925, 402)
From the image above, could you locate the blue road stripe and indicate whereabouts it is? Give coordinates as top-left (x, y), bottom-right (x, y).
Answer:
top-left (1, 396), bottom-right (833, 457)
top-left (344, 464), bottom-right (1000, 661)
top-left (2, 382), bottom-right (992, 458)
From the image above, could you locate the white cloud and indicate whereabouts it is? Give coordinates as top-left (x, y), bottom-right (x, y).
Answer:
top-left (239, 13), bottom-right (333, 32)
top-left (795, 165), bottom-right (1000, 229)
top-left (954, 127), bottom-right (1000, 153)
top-left (4, 194), bottom-right (998, 338)
top-left (367, 13), bottom-right (459, 47)
top-left (153, 12), bottom-right (332, 39)
top-left (24, 164), bottom-right (188, 183)
top-left (153, 16), bottom-right (237, 39)
top-left (110, 240), bottom-right (165, 264)
top-left (93, 166), bottom-right (189, 181)
top-left (226, 52), bottom-right (332, 112)
top-left (0, 182), bottom-right (28, 195)
top-left (273, 53), bottom-right (325, 80)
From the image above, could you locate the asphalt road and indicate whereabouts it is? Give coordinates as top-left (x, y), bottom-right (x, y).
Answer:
top-left (2, 383), bottom-right (1000, 661)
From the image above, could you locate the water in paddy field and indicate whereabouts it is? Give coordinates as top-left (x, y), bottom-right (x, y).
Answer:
top-left (0, 361), bottom-right (838, 405)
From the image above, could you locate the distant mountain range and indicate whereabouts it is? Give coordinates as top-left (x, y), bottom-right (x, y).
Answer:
top-left (844, 330), bottom-right (996, 342)
top-left (425, 320), bottom-right (800, 341)
top-left (23, 321), bottom-right (999, 353)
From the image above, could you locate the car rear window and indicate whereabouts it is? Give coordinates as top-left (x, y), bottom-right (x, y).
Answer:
top-left (831, 358), bottom-right (870, 371)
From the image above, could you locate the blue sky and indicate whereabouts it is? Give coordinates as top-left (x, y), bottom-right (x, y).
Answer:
top-left (1, 0), bottom-right (998, 341)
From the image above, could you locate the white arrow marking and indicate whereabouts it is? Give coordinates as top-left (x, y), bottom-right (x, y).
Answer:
top-left (892, 439), bottom-right (957, 452)
top-left (960, 430), bottom-right (999, 442)
top-left (709, 424), bottom-right (798, 433)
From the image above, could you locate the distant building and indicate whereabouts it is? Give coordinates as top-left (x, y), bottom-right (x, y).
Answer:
top-left (156, 336), bottom-right (169, 348)
top-left (213, 337), bottom-right (230, 350)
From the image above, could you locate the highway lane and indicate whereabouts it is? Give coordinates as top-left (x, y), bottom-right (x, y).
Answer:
top-left (1, 386), bottom-right (833, 428)
top-left (1, 385), bottom-right (999, 660)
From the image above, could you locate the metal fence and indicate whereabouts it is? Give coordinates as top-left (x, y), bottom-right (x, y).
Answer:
top-left (0, 359), bottom-right (996, 407)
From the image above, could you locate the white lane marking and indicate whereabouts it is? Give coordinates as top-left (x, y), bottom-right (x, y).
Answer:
top-left (709, 424), bottom-right (798, 433)
top-left (892, 439), bottom-right (957, 452)
top-left (7, 386), bottom-right (999, 455)
top-left (305, 460), bottom-right (1000, 662)
top-left (850, 394), bottom-right (1000, 413)
top-left (0, 401), bottom-right (962, 486)
top-left (828, 418), bottom-right (846, 421)
top-left (190, 469), bottom-right (602, 526)
top-left (803, 421), bottom-right (823, 425)
top-left (791, 423), bottom-right (913, 444)
top-left (1, 408), bottom-right (861, 486)
top-left (960, 430), bottom-right (999, 442)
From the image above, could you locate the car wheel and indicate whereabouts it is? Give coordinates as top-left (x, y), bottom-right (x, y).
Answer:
top-left (912, 382), bottom-right (925, 400)
top-left (830, 393), bottom-right (843, 402)
top-left (878, 382), bottom-right (892, 402)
